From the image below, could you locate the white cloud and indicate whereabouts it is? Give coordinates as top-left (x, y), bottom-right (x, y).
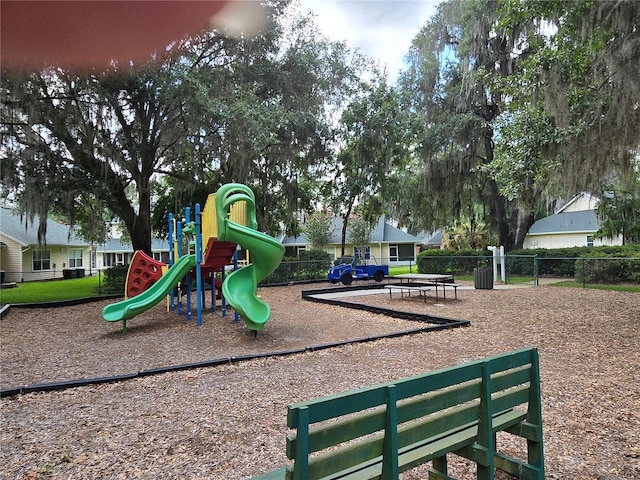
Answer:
top-left (296, 0), bottom-right (438, 82)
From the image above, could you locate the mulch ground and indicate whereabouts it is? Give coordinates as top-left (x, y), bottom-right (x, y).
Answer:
top-left (1, 282), bottom-right (639, 479)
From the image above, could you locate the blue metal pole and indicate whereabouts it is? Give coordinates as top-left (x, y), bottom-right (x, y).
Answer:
top-left (195, 203), bottom-right (203, 326)
top-left (221, 266), bottom-right (226, 317)
top-left (168, 213), bottom-right (175, 311)
top-left (177, 220), bottom-right (183, 315)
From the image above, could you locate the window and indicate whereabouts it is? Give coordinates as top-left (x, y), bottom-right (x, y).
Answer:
top-left (398, 244), bottom-right (415, 261)
top-left (103, 253), bottom-right (115, 267)
top-left (69, 249), bottom-right (83, 268)
top-left (354, 245), bottom-right (370, 261)
top-left (586, 235), bottom-right (594, 247)
top-left (33, 249), bottom-right (51, 271)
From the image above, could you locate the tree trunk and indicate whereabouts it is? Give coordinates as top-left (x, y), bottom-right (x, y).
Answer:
top-left (340, 201), bottom-right (355, 257)
top-left (513, 207), bottom-right (535, 250)
top-left (482, 128), bottom-right (512, 250)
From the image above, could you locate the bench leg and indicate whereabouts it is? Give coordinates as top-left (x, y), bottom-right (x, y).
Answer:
top-left (429, 456), bottom-right (455, 480)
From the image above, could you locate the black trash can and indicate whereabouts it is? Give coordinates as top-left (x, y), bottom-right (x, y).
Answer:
top-left (0, 270), bottom-right (5, 284)
top-left (63, 269), bottom-right (74, 279)
top-left (75, 268), bottom-right (85, 278)
top-left (474, 267), bottom-right (493, 289)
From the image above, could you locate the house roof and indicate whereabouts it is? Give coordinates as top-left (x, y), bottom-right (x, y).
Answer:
top-left (0, 207), bottom-right (87, 247)
top-left (527, 209), bottom-right (600, 235)
top-left (281, 215), bottom-right (419, 246)
top-left (95, 237), bottom-right (170, 253)
top-left (425, 230), bottom-right (442, 245)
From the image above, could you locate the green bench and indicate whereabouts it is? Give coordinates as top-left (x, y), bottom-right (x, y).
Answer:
top-left (253, 348), bottom-right (544, 480)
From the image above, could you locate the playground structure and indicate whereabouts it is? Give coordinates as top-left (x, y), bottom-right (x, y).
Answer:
top-left (102, 184), bottom-right (284, 333)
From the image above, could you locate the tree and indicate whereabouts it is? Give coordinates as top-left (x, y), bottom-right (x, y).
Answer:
top-left (396, 0), bottom-right (640, 251)
top-left (1, 3), bottom-right (367, 253)
top-left (596, 183), bottom-right (640, 245)
top-left (487, 0), bottom-right (640, 248)
top-left (398, 0), bottom-right (520, 249)
top-left (303, 212), bottom-right (334, 250)
top-left (347, 215), bottom-right (373, 246)
top-left (327, 77), bottom-right (410, 255)
top-left (498, 0), bottom-right (640, 194)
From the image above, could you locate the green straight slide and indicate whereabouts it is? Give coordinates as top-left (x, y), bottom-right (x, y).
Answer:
top-left (102, 254), bottom-right (196, 332)
top-left (216, 184), bottom-right (285, 331)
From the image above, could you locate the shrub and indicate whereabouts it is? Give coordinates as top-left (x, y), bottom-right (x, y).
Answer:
top-left (508, 245), bottom-right (640, 280)
top-left (417, 249), bottom-right (491, 275)
top-left (298, 249), bottom-right (332, 280)
top-left (102, 265), bottom-right (128, 293)
top-left (261, 250), bottom-right (332, 285)
top-left (574, 254), bottom-right (640, 284)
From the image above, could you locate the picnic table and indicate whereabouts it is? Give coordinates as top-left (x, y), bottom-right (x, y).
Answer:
top-left (393, 273), bottom-right (460, 300)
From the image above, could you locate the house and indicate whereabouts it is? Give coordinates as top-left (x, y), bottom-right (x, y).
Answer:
top-left (95, 237), bottom-right (171, 269)
top-left (416, 229), bottom-right (443, 250)
top-left (281, 215), bottom-right (420, 266)
top-left (523, 193), bottom-right (623, 249)
top-left (0, 207), bottom-right (91, 283)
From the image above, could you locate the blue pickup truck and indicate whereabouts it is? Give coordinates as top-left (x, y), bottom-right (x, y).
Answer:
top-left (327, 256), bottom-right (389, 285)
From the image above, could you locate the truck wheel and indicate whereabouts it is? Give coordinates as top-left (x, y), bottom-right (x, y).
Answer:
top-left (373, 270), bottom-right (385, 282)
top-left (341, 273), bottom-right (353, 285)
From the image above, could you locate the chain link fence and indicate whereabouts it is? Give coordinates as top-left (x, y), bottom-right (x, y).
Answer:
top-left (3, 254), bottom-right (637, 306)
top-left (417, 253), bottom-right (640, 286)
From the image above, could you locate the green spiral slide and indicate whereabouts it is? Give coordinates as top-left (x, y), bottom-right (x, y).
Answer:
top-left (216, 184), bottom-right (284, 331)
top-left (102, 254), bottom-right (196, 332)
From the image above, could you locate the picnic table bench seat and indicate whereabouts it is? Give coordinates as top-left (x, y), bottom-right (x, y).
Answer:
top-left (252, 348), bottom-right (544, 480)
top-left (424, 282), bottom-right (463, 300)
top-left (384, 284), bottom-right (432, 302)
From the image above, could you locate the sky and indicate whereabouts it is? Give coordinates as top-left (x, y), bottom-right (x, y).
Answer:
top-left (295, 0), bottom-right (439, 83)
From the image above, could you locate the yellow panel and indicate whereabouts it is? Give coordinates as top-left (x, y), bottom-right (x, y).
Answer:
top-left (229, 200), bottom-right (247, 226)
top-left (201, 192), bottom-right (248, 248)
top-left (202, 193), bottom-right (218, 239)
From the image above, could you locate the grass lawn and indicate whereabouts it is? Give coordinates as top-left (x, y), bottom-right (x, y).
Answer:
top-left (550, 280), bottom-right (640, 293)
top-left (388, 265), bottom-right (420, 276)
top-left (0, 275), bottom-right (114, 305)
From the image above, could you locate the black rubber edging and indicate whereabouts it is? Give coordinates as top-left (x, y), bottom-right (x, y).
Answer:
top-left (301, 286), bottom-right (466, 326)
top-left (1, 284), bottom-right (470, 398)
top-left (20, 373), bottom-right (139, 394)
top-left (1, 295), bottom-right (123, 320)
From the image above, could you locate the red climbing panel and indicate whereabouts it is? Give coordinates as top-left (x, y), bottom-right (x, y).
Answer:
top-left (125, 250), bottom-right (166, 298)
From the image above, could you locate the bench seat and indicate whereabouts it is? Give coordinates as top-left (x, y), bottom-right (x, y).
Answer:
top-left (383, 284), bottom-right (431, 302)
top-left (423, 282), bottom-right (463, 300)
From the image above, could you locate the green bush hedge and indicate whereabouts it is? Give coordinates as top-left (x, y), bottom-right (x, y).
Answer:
top-left (102, 265), bottom-right (128, 293)
top-left (508, 245), bottom-right (640, 281)
top-left (418, 245), bottom-right (640, 284)
top-left (574, 253), bottom-right (640, 284)
top-left (417, 249), bottom-right (491, 275)
top-left (262, 249), bottom-right (332, 284)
